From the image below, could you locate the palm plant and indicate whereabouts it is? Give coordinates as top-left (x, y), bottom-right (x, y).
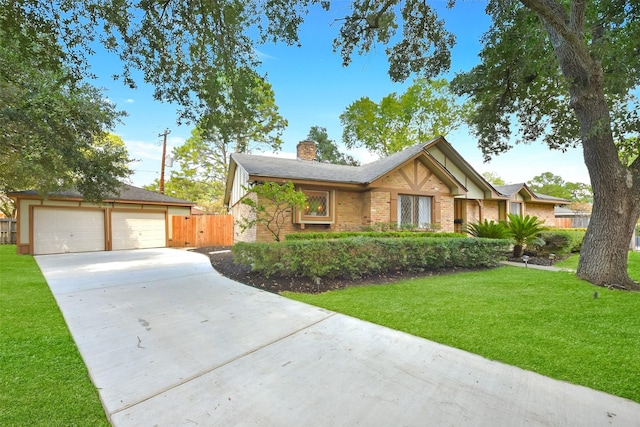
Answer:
top-left (506, 214), bottom-right (546, 257)
top-left (464, 219), bottom-right (510, 239)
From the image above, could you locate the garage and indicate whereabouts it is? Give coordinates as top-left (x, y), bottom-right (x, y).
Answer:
top-left (33, 207), bottom-right (106, 255)
top-left (9, 184), bottom-right (194, 255)
top-left (111, 211), bottom-right (167, 250)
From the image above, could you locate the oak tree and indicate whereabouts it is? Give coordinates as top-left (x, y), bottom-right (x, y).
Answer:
top-left (1, 6), bottom-right (131, 200)
top-left (450, 0), bottom-right (640, 288)
top-left (340, 78), bottom-right (468, 156)
top-left (307, 126), bottom-right (359, 165)
top-left (482, 172), bottom-right (506, 186)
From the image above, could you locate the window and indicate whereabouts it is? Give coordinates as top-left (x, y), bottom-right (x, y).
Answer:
top-left (510, 202), bottom-right (522, 216)
top-left (398, 195), bottom-right (432, 228)
top-left (295, 189), bottom-right (335, 224)
top-left (303, 190), bottom-right (330, 218)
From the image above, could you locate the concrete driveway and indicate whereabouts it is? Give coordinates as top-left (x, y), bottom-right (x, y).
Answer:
top-left (36, 248), bottom-right (640, 426)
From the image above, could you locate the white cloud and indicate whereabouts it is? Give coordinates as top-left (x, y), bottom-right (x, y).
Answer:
top-left (168, 136), bottom-right (185, 146)
top-left (125, 140), bottom-right (162, 161)
top-left (254, 48), bottom-right (276, 60)
top-left (347, 147), bottom-right (379, 164)
top-left (125, 98), bottom-right (135, 104)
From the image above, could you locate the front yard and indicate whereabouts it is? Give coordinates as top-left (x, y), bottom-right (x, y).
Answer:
top-left (2, 243), bottom-right (639, 424)
top-left (0, 245), bottom-right (108, 426)
top-left (285, 252), bottom-right (640, 403)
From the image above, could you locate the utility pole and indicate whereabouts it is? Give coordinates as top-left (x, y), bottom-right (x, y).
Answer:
top-left (158, 128), bottom-right (170, 194)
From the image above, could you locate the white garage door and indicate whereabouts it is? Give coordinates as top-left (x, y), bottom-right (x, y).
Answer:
top-left (33, 208), bottom-right (106, 255)
top-left (111, 211), bottom-right (166, 250)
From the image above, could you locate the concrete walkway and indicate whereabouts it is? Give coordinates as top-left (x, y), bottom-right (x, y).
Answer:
top-left (36, 249), bottom-right (640, 426)
top-left (500, 260), bottom-right (575, 272)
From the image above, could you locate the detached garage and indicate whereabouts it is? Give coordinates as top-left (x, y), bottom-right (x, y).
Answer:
top-left (9, 184), bottom-right (193, 255)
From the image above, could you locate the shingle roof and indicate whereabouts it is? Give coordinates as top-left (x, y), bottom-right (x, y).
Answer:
top-left (9, 183), bottom-right (194, 205)
top-left (494, 183), bottom-right (527, 197)
top-left (231, 139), bottom-right (433, 185)
top-left (494, 183), bottom-right (570, 203)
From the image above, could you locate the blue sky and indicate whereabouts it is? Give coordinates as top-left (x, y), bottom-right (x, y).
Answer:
top-left (92, 1), bottom-right (590, 188)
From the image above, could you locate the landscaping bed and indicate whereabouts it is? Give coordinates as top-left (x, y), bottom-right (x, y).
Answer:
top-left (191, 246), bottom-right (493, 294)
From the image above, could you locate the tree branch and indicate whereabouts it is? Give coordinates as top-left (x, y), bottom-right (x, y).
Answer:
top-left (367, 0), bottom-right (397, 29)
top-left (569, 0), bottom-right (586, 33)
top-left (519, 0), bottom-right (580, 44)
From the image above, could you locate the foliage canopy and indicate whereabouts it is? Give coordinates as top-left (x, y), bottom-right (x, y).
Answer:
top-left (340, 78), bottom-right (469, 156)
top-left (306, 126), bottom-right (359, 165)
top-left (0, 10), bottom-right (131, 200)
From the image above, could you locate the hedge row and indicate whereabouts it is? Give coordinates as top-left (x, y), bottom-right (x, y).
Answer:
top-left (233, 237), bottom-right (510, 280)
top-left (285, 231), bottom-right (461, 240)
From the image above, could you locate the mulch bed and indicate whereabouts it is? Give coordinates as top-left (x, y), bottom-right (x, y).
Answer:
top-left (190, 246), bottom-right (515, 294)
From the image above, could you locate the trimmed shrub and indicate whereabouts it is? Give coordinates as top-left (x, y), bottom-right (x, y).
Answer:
top-left (233, 237), bottom-right (510, 280)
top-left (285, 231), bottom-right (461, 240)
top-left (531, 229), bottom-right (586, 256)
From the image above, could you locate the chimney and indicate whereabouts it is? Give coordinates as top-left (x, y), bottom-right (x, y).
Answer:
top-left (296, 140), bottom-right (317, 161)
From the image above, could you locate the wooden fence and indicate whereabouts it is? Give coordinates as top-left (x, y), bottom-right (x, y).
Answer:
top-left (0, 219), bottom-right (17, 244)
top-left (170, 215), bottom-right (233, 248)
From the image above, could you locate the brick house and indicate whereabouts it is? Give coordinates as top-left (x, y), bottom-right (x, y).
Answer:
top-left (224, 136), bottom-right (568, 243)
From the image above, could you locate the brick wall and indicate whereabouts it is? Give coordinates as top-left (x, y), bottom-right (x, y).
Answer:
top-left (439, 196), bottom-right (455, 232)
top-left (466, 200), bottom-right (481, 223)
top-left (482, 200), bottom-right (501, 222)
top-left (524, 202), bottom-right (557, 227)
top-left (369, 191), bottom-right (391, 225)
top-left (336, 191), bottom-right (365, 230)
top-left (232, 196), bottom-right (257, 243)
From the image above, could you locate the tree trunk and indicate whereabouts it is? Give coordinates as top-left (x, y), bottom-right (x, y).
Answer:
top-left (533, 4), bottom-right (640, 290)
top-left (513, 244), bottom-right (524, 258)
top-left (569, 69), bottom-right (640, 290)
top-left (578, 188), bottom-right (640, 289)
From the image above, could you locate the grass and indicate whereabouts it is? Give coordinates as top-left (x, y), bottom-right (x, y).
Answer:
top-left (285, 252), bottom-right (640, 403)
top-left (556, 251), bottom-right (640, 277)
top-left (0, 245), bottom-right (109, 426)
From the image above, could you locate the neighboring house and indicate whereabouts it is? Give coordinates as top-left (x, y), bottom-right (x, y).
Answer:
top-left (8, 184), bottom-right (193, 255)
top-left (492, 182), bottom-right (571, 225)
top-left (224, 137), bottom-right (569, 243)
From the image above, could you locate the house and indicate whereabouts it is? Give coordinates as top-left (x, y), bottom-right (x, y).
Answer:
top-left (8, 184), bottom-right (193, 255)
top-left (224, 137), bottom-right (569, 243)
top-left (492, 182), bottom-right (570, 224)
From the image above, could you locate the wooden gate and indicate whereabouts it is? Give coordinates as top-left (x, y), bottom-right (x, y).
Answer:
top-left (0, 219), bottom-right (17, 244)
top-left (171, 215), bottom-right (233, 247)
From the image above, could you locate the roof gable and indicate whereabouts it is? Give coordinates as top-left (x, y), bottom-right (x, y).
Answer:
top-left (494, 183), bottom-right (570, 204)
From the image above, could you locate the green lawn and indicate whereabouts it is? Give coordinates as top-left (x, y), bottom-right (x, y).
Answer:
top-left (556, 251), bottom-right (640, 275)
top-left (0, 245), bottom-right (109, 426)
top-left (285, 252), bottom-right (640, 403)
